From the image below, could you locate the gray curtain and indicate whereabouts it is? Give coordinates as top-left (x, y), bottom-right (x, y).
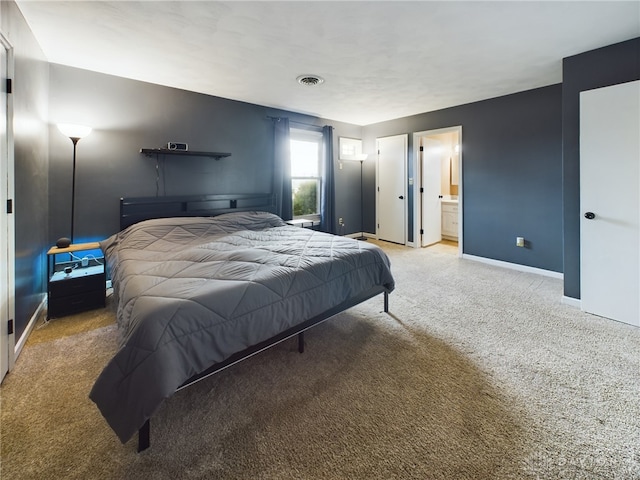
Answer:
top-left (272, 117), bottom-right (292, 220)
top-left (320, 125), bottom-right (335, 233)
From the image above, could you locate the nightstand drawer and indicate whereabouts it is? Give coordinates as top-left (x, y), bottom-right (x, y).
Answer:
top-left (49, 271), bottom-right (105, 298)
top-left (48, 290), bottom-right (106, 318)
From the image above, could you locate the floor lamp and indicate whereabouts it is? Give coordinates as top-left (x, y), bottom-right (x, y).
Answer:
top-left (56, 123), bottom-right (92, 248)
top-left (354, 153), bottom-right (368, 241)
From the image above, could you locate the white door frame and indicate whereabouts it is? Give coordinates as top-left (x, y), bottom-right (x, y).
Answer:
top-left (412, 126), bottom-right (463, 256)
top-left (0, 32), bottom-right (15, 382)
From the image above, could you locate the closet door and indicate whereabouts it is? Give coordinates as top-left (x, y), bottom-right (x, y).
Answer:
top-left (580, 80), bottom-right (640, 326)
top-left (376, 134), bottom-right (407, 244)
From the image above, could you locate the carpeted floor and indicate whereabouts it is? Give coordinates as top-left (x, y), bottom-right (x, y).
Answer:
top-left (1, 240), bottom-right (638, 479)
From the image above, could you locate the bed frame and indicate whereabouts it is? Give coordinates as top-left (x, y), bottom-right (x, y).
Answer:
top-left (120, 192), bottom-right (278, 230)
top-left (118, 193), bottom-right (390, 452)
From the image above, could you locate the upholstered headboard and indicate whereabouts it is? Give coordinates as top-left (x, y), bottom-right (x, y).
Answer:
top-left (119, 193), bottom-right (277, 230)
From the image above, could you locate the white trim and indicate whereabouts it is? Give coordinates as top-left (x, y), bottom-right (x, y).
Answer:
top-left (290, 128), bottom-right (323, 218)
top-left (562, 296), bottom-right (581, 308)
top-left (344, 232), bottom-right (377, 240)
top-left (14, 296), bottom-right (46, 359)
top-left (0, 32), bottom-right (14, 379)
top-left (412, 126), bottom-right (463, 258)
top-left (462, 254), bottom-right (563, 279)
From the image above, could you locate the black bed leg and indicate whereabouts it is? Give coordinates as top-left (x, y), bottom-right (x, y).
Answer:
top-left (138, 420), bottom-right (150, 452)
top-left (384, 291), bottom-right (389, 313)
top-left (298, 332), bottom-right (304, 353)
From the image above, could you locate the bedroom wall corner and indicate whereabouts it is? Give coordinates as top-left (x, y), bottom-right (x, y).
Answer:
top-left (329, 121), bottom-right (365, 236)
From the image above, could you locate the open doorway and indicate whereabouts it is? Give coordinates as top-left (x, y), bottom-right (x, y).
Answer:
top-left (412, 126), bottom-right (462, 257)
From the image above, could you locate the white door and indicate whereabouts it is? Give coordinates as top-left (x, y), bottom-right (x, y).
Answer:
top-left (377, 135), bottom-right (407, 244)
top-left (0, 37), bottom-right (13, 381)
top-left (421, 138), bottom-right (443, 246)
top-left (580, 80), bottom-right (640, 327)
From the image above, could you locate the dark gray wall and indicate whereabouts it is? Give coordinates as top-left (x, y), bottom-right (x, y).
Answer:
top-left (2, 1), bottom-right (50, 340)
top-left (363, 85), bottom-right (563, 273)
top-left (562, 37), bottom-right (640, 299)
top-left (333, 128), bottom-right (365, 236)
top-left (48, 65), bottom-right (363, 242)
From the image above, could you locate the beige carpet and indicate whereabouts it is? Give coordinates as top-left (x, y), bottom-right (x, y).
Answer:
top-left (1, 241), bottom-right (639, 479)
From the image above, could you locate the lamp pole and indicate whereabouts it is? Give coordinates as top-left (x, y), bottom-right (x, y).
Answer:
top-left (69, 137), bottom-right (80, 243)
top-left (57, 124), bottom-right (92, 246)
top-left (358, 160), bottom-right (367, 240)
top-left (357, 156), bottom-right (367, 241)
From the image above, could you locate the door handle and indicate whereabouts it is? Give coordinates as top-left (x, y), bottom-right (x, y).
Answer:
top-left (398, 195), bottom-right (404, 200)
top-left (584, 212), bottom-right (596, 220)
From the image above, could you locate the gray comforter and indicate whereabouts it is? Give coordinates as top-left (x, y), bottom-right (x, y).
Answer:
top-left (90, 212), bottom-right (395, 443)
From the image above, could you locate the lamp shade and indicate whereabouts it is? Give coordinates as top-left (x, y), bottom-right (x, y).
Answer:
top-left (354, 153), bottom-right (368, 161)
top-left (57, 123), bottom-right (92, 139)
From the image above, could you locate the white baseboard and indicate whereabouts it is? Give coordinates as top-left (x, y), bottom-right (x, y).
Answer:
top-left (344, 232), bottom-right (377, 240)
top-left (14, 281), bottom-right (111, 361)
top-left (462, 254), bottom-right (563, 279)
top-left (14, 295), bottom-right (46, 360)
top-left (561, 296), bottom-right (581, 308)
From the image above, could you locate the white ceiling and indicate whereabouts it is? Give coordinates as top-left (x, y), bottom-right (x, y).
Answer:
top-left (16, 1), bottom-right (640, 126)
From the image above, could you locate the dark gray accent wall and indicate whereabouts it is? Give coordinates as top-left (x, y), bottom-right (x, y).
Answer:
top-left (332, 126), bottom-right (365, 236)
top-left (48, 65), bottom-right (362, 242)
top-left (562, 37), bottom-right (640, 299)
top-left (2, 1), bottom-right (50, 341)
top-left (364, 85), bottom-right (563, 273)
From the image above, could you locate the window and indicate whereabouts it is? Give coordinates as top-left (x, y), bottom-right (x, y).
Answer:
top-left (290, 129), bottom-right (322, 219)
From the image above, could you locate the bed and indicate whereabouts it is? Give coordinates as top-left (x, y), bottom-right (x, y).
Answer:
top-left (89, 194), bottom-right (395, 451)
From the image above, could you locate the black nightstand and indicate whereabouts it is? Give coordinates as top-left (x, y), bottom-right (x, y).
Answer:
top-left (46, 242), bottom-right (106, 319)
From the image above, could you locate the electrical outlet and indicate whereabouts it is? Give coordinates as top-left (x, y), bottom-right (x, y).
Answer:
top-left (339, 217), bottom-right (344, 225)
top-left (516, 236), bottom-right (525, 247)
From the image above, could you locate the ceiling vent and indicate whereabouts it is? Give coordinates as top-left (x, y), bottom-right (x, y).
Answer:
top-left (297, 75), bottom-right (324, 86)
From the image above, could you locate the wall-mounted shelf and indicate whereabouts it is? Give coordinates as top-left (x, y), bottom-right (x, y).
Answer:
top-left (140, 148), bottom-right (231, 160)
